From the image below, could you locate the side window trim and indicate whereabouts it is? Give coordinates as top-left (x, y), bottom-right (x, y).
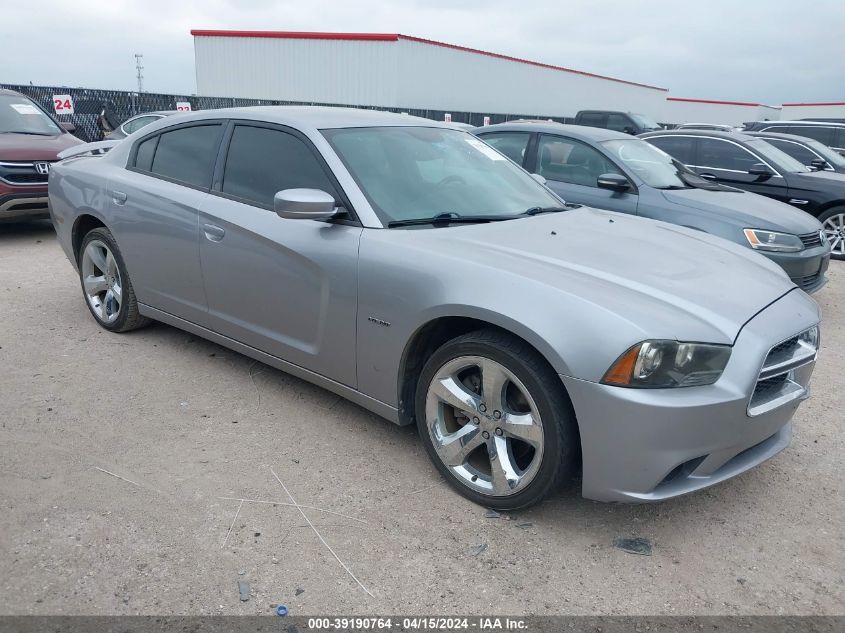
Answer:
top-left (211, 119), bottom-right (361, 226)
top-left (126, 120), bottom-right (226, 192)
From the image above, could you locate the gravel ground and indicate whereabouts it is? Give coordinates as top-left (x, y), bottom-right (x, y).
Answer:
top-left (0, 220), bottom-right (842, 616)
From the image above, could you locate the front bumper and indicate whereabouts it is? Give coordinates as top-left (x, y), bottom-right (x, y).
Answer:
top-left (766, 246), bottom-right (830, 293)
top-left (0, 178), bottom-right (50, 220)
top-left (564, 289), bottom-right (819, 502)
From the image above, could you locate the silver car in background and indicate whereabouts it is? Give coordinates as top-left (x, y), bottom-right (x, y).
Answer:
top-left (48, 107), bottom-right (820, 508)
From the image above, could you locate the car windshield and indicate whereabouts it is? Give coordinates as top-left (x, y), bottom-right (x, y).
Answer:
top-left (746, 139), bottom-right (809, 173)
top-left (803, 138), bottom-right (845, 169)
top-left (0, 94), bottom-right (61, 135)
top-left (322, 126), bottom-right (562, 225)
top-left (600, 138), bottom-right (690, 189)
top-left (630, 113), bottom-right (661, 130)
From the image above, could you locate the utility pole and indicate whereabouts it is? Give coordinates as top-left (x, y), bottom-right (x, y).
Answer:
top-left (135, 53), bottom-right (144, 93)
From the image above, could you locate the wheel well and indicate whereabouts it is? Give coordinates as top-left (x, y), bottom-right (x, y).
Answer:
top-left (72, 215), bottom-right (106, 263)
top-left (815, 201), bottom-right (845, 218)
top-left (397, 317), bottom-right (561, 426)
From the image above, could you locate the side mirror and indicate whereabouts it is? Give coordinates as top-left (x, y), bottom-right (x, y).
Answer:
top-left (530, 173), bottom-right (547, 185)
top-left (748, 163), bottom-right (774, 178)
top-left (623, 126), bottom-right (636, 135)
top-left (273, 188), bottom-right (340, 220)
top-left (810, 158), bottom-right (828, 171)
top-left (60, 121), bottom-right (76, 132)
top-left (596, 173), bottom-right (632, 192)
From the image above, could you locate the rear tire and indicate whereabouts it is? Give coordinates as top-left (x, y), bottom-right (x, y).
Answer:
top-left (415, 328), bottom-right (579, 510)
top-left (78, 227), bottom-right (149, 332)
top-left (819, 206), bottom-right (845, 260)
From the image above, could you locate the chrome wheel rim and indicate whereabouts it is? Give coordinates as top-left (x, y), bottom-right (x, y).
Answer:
top-left (425, 355), bottom-right (544, 497)
top-left (81, 240), bottom-right (122, 324)
top-left (823, 213), bottom-right (845, 256)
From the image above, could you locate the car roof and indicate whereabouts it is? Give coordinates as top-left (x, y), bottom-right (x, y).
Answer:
top-left (160, 106), bottom-right (447, 131)
top-left (744, 131), bottom-right (819, 144)
top-left (0, 88), bottom-right (26, 97)
top-left (751, 120), bottom-right (845, 128)
top-left (473, 121), bottom-right (632, 142)
top-left (131, 110), bottom-right (179, 117)
top-left (640, 129), bottom-right (760, 142)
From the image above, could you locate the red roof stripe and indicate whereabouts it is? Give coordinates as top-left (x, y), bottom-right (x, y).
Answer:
top-left (189, 29), bottom-right (667, 92)
top-left (781, 102), bottom-right (845, 107)
top-left (666, 97), bottom-right (768, 107)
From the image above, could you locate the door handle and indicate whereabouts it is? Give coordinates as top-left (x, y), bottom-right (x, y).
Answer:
top-left (203, 223), bottom-right (225, 242)
top-left (699, 173), bottom-right (717, 180)
top-left (112, 190), bottom-right (127, 205)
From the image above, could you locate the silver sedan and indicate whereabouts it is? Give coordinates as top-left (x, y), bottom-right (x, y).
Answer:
top-left (48, 107), bottom-right (820, 509)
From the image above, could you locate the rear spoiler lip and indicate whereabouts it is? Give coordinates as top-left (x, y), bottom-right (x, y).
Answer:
top-left (57, 140), bottom-right (121, 160)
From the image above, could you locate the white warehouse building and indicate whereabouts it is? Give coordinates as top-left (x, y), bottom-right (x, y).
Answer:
top-left (191, 30), bottom-right (669, 119)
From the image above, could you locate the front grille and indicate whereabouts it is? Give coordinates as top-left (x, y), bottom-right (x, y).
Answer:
top-left (748, 327), bottom-right (818, 416)
top-left (2, 173), bottom-right (48, 185)
top-left (799, 232), bottom-right (823, 248)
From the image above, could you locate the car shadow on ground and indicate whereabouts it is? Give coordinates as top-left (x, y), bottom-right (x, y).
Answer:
top-left (0, 219), bottom-right (56, 242)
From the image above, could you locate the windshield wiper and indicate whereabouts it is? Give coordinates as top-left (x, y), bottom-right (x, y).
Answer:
top-left (1, 131), bottom-right (53, 136)
top-left (523, 205), bottom-right (570, 216)
top-left (387, 212), bottom-right (520, 228)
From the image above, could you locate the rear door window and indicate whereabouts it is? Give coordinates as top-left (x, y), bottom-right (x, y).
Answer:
top-left (696, 138), bottom-right (759, 171)
top-left (150, 124), bottom-right (222, 189)
top-left (475, 132), bottom-right (531, 165)
top-left (221, 124), bottom-right (337, 208)
top-left (787, 126), bottom-right (836, 146)
top-left (644, 136), bottom-right (696, 165)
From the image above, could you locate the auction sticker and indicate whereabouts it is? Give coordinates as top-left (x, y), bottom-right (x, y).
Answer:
top-left (52, 94), bottom-right (74, 114)
top-left (10, 103), bottom-right (40, 115)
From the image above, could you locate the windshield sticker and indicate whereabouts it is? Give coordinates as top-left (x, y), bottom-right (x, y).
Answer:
top-left (465, 137), bottom-right (506, 160)
top-left (10, 103), bottom-right (41, 115)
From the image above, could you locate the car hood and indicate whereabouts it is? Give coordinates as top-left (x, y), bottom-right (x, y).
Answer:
top-left (0, 132), bottom-right (83, 160)
top-left (419, 208), bottom-right (795, 345)
top-left (658, 187), bottom-right (823, 233)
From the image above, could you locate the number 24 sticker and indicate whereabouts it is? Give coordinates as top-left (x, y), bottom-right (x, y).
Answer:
top-left (53, 94), bottom-right (75, 114)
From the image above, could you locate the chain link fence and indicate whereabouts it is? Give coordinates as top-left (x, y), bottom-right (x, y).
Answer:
top-left (1, 83), bottom-right (574, 142)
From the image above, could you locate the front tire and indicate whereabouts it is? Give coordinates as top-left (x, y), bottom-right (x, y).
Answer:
top-left (415, 328), bottom-right (579, 510)
top-left (819, 206), bottom-right (845, 260)
top-left (78, 227), bottom-right (149, 332)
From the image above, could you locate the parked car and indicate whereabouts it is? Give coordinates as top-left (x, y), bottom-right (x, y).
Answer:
top-left (105, 110), bottom-right (178, 139)
top-left (745, 131), bottom-right (845, 173)
top-left (574, 110), bottom-right (662, 135)
top-left (676, 123), bottom-right (740, 132)
top-left (0, 88), bottom-right (83, 221)
top-left (50, 107), bottom-right (819, 508)
top-left (641, 129), bottom-right (845, 259)
top-left (742, 120), bottom-right (845, 155)
top-left (474, 122), bottom-right (829, 292)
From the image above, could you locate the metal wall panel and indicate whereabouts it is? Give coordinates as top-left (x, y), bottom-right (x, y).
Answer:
top-left (193, 34), bottom-right (668, 119)
top-left (394, 39), bottom-right (668, 117)
top-left (780, 104), bottom-right (845, 120)
top-left (660, 100), bottom-right (783, 126)
top-left (194, 36), bottom-right (399, 106)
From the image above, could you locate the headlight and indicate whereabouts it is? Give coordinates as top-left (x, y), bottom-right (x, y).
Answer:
top-left (743, 229), bottom-right (803, 252)
top-left (602, 340), bottom-right (732, 388)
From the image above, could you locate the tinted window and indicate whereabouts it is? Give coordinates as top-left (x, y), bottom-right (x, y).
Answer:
top-left (644, 136), bottom-right (696, 165)
top-left (579, 113), bottom-right (607, 127)
top-left (124, 115), bottom-right (159, 134)
top-left (150, 124), bottom-right (222, 188)
top-left (765, 139), bottom-right (819, 167)
top-left (697, 138), bottom-right (760, 171)
top-left (536, 135), bottom-right (623, 187)
top-left (787, 126), bottom-right (836, 146)
top-left (476, 132), bottom-right (531, 165)
top-left (222, 125), bottom-right (336, 208)
top-left (835, 129), bottom-right (845, 150)
top-left (134, 135), bottom-right (158, 172)
top-left (606, 113), bottom-right (632, 132)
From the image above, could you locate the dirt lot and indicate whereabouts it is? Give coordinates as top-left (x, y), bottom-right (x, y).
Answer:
top-left (0, 220), bottom-right (842, 616)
